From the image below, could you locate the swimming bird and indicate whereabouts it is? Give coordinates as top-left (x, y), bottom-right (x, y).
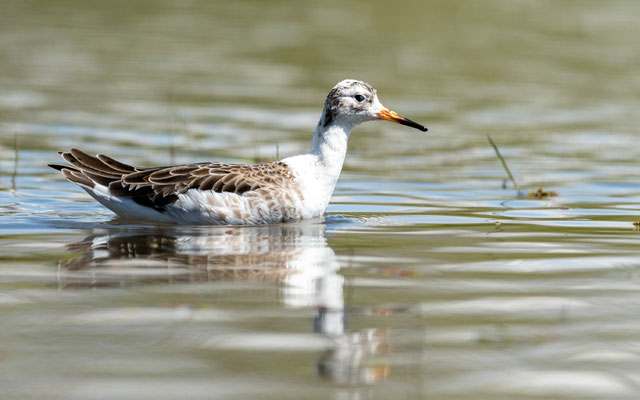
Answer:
top-left (49, 79), bottom-right (428, 225)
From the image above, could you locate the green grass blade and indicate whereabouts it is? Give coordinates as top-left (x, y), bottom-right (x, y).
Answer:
top-left (487, 134), bottom-right (521, 194)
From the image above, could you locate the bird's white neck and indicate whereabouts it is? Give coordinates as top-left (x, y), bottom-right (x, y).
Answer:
top-left (310, 121), bottom-right (353, 177)
top-left (281, 118), bottom-right (355, 218)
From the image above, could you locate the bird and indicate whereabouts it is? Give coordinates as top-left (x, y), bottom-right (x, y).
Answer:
top-left (48, 79), bottom-right (428, 225)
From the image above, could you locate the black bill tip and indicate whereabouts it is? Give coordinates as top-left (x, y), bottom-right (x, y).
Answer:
top-left (378, 108), bottom-right (428, 132)
top-left (398, 118), bottom-right (428, 132)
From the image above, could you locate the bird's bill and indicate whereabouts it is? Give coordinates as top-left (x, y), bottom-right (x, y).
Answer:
top-left (377, 108), bottom-right (428, 132)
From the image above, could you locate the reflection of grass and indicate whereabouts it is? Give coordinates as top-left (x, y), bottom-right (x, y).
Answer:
top-left (169, 143), bottom-right (176, 165)
top-left (487, 135), bottom-right (522, 196)
top-left (166, 85), bottom-right (192, 165)
top-left (11, 133), bottom-right (19, 192)
top-left (249, 142), bottom-right (279, 164)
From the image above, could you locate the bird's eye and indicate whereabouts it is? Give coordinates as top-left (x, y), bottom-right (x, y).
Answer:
top-left (354, 94), bottom-right (365, 102)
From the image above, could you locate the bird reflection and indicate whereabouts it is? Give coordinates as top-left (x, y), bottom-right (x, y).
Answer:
top-left (59, 222), bottom-right (391, 385)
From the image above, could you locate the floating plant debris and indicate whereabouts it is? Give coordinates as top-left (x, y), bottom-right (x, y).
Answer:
top-left (527, 188), bottom-right (558, 199)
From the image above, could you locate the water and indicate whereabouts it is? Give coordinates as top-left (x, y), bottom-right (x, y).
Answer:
top-left (2, 1), bottom-right (640, 398)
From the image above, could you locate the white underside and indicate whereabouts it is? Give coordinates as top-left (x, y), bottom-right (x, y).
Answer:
top-left (83, 181), bottom-right (312, 225)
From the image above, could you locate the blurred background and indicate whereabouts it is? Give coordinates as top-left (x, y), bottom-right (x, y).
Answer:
top-left (2, 1), bottom-right (640, 399)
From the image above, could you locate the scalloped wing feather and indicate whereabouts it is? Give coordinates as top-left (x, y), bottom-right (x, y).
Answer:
top-left (48, 148), bottom-right (300, 219)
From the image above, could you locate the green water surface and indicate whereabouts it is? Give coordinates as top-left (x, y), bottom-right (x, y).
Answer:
top-left (2, 1), bottom-right (640, 399)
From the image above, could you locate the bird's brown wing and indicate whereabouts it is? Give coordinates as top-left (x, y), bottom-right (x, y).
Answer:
top-left (48, 148), bottom-right (294, 211)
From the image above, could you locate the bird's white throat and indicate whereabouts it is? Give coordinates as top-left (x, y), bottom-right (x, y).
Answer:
top-left (281, 118), bottom-right (355, 219)
top-left (311, 120), bottom-right (353, 179)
